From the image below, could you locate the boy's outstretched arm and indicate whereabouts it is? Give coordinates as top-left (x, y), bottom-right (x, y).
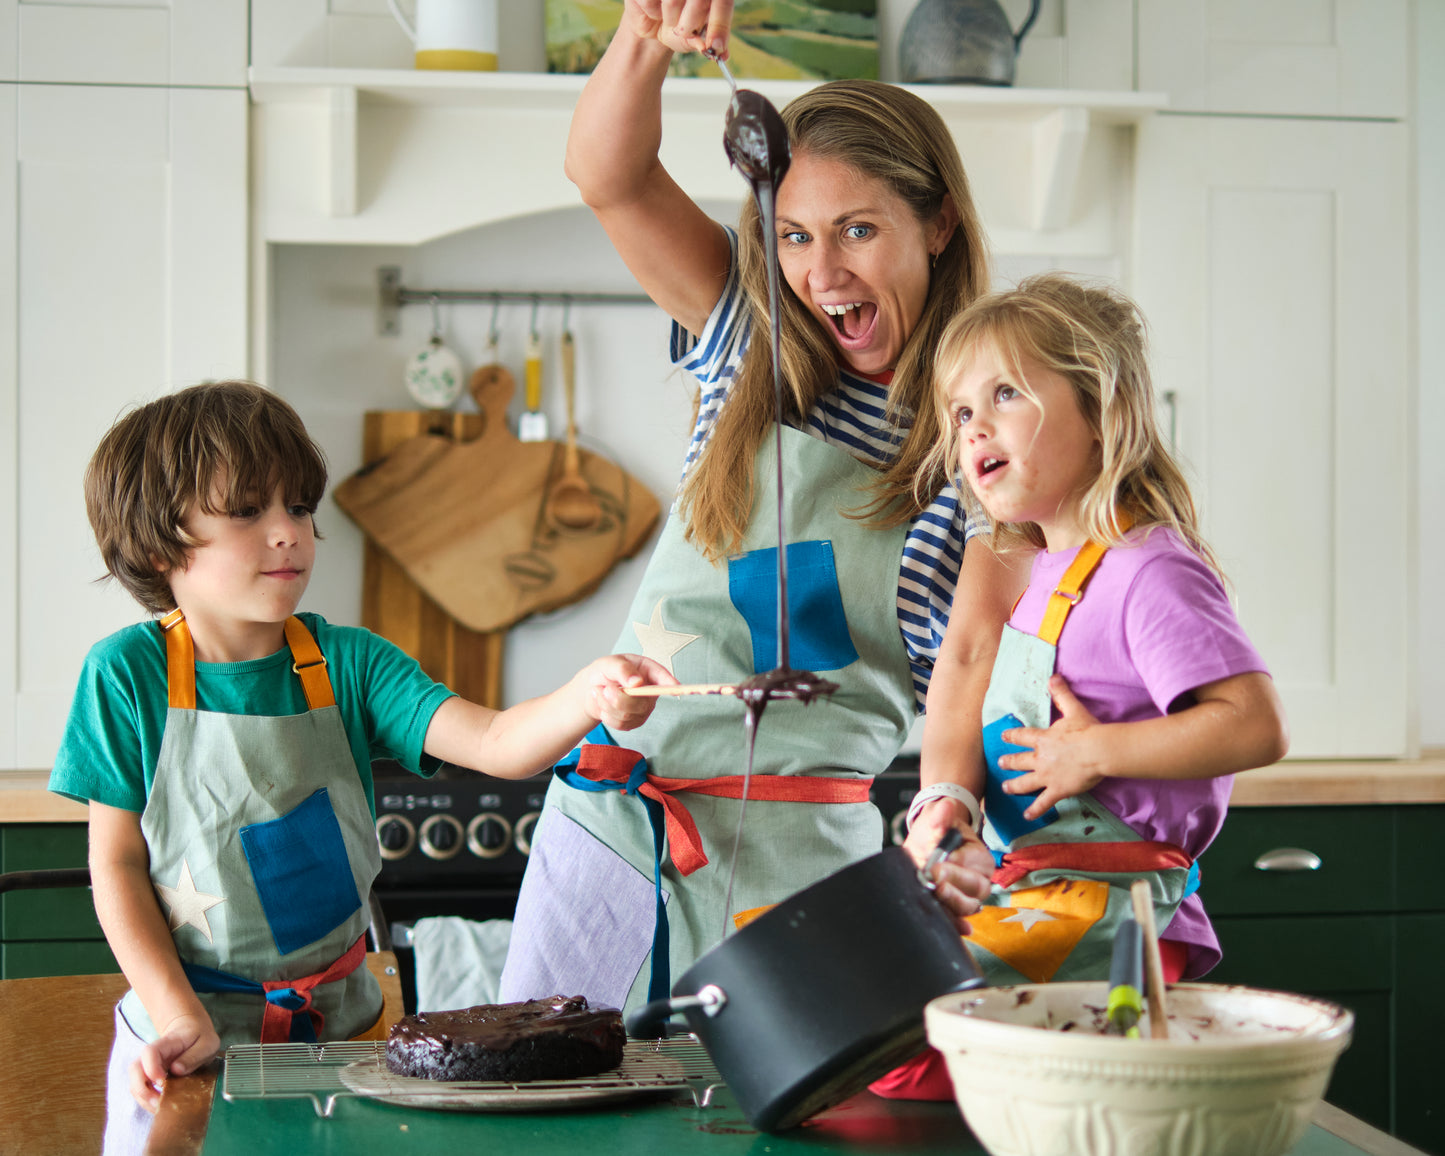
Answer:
top-left (423, 653), bottom-right (677, 779)
top-left (999, 671), bottom-right (1289, 819)
top-left (89, 802), bottom-right (220, 1112)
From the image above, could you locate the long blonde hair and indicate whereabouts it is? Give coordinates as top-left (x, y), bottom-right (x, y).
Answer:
top-left (680, 80), bottom-right (991, 563)
top-left (924, 273), bottom-right (1220, 574)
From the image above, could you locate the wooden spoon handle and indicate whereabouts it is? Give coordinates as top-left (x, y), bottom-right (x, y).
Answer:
top-left (622, 683), bottom-right (737, 698)
top-left (1130, 878), bottom-right (1170, 1039)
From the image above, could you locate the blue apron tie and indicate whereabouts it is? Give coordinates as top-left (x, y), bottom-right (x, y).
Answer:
top-left (181, 961), bottom-right (318, 1043)
top-left (554, 724), bottom-right (672, 1005)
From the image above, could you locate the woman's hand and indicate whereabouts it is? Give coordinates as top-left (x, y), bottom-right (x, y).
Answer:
top-left (580, 653), bottom-right (678, 732)
top-left (998, 674), bottom-right (1106, 818)
top-left (904, 796), bottom-right (994, 934)
top-left (128, 1012), bottom-right (220, 1114)
top-left (623, 0), bottom-right (734, 57)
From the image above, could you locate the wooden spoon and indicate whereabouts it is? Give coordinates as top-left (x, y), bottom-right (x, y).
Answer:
top-left (547, 328), bottom-right (603, 531)
top-left (1130, 878), bottom-right (1170, 1039)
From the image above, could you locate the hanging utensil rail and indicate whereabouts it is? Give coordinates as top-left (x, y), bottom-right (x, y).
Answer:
top-left (378, 265), bottom-right (654, 335)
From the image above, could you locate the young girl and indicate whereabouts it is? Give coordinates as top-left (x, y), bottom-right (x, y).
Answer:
top-left (875, 273), bottom-right (1289, 1099)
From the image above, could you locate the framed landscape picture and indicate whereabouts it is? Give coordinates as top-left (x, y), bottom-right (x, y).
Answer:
top-left (546, 1), bottom-right (879, 80)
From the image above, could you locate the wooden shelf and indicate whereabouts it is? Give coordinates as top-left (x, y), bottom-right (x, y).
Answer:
top-left (247, 67), bottom-right (1166, 245)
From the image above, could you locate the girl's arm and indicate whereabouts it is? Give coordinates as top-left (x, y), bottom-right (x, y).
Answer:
top-left (88, 802), bottom-right (220, 1112)
top-left (422, 653), bottom-right (676, 779)
top-left (565, 0), bottom-right (734, 336)
top-left (1002, 671), bottom-right (1290, 819)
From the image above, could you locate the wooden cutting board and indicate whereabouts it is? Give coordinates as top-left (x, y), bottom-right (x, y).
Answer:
top-left (335, 369), bottom-right (660, 634)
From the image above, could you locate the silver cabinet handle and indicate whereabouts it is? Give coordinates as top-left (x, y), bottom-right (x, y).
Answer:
top-left (1253, 847), bottom-right (1322, 872)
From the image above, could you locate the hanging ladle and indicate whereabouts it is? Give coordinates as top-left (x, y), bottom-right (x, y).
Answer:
top-left (547, 316), bottom-right (604, 532)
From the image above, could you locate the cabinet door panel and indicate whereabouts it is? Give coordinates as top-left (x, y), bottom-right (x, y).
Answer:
top-left (4, 0), bottom-right (246, 86)
top-left (1395, 914), bottom-right (1445, 1153)
top-left (3, 940), bottom-right (117, 978)
top-left (1137, 0), bottom-right (1407, 117)
top-left (1209, 915), bottom-right (1392, 1133)
top-left (0, 825), bottom-right (101, 940)
top-left (1134, 116), bottom-right (1408, 757)
top-left (1200, 807), bottom-right (1392, 916)
top-left (9, 85), bottom-right (248, 770)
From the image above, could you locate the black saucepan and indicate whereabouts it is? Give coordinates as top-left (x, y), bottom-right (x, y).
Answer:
top-left (627, 830), bottom-right (983, 1131)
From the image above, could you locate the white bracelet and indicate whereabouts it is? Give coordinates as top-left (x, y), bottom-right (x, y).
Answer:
top-left (906, 783), bottom-right (982, 834)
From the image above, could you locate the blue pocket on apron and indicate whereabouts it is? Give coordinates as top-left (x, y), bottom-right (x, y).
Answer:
top-left (240, 788), bottom-right (362, 956)
top-left (983, 713), bottom-right (1060, 845)
top-left (728, 540), bottom-right (859, 674)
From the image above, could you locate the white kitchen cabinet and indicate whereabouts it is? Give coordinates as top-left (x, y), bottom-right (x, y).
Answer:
top-left (0, 0), bottom-right (247, 86)
top-left (0, 83), bottom-right (248, 770)
top-left (1133, 114), bottom-right (1409, 758)
top-left (1137, 0), bottom-right (1408, 118)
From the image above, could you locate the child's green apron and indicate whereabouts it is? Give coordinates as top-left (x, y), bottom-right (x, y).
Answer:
top-left (965, 539), bottom-right (1199, 984)
top-left (118, 612), bottom-right (384, 1047)
top-left (501, 426), bottom-right (916, 1015)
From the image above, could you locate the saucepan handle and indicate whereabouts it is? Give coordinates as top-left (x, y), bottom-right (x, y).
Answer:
top-left (918, 827), bottom-right (965, 891)
top-left (625, 983), bottom-right (728, 1039)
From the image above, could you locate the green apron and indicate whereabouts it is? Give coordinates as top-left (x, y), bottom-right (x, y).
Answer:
top-left (966, 541), bottom-right (1197, 985)
top-left (500, 426), bottom-right (915, 1015)
top-left (118, 613), bottom-right (382, 1047)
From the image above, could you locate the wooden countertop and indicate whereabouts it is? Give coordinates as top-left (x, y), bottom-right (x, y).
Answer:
top-left (6, 752), bottom-right (1445, 822)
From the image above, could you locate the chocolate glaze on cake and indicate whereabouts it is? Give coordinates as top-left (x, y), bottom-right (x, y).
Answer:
top-left (385, 994), bottom-right (625, 1082)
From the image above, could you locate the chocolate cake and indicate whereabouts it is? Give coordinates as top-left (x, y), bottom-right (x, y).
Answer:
top-left (384, 994), bottom-right (626, 1082)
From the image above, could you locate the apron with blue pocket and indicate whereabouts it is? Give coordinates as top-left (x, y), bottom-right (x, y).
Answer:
top-left (965, 539), bottom-right (1199, 985)
top-left (119, 611), bottom-right (384, 1047)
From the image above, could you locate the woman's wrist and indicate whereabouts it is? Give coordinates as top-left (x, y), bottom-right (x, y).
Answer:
top-left (907, 782), bottom-right (982, 834)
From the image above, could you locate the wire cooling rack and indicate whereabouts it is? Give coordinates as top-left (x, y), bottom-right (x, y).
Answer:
top-left (221, 1035), bottom-right (724, 1118)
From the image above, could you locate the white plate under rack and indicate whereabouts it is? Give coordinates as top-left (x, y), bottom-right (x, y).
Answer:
top-left (221, 1035), bottom-right (724, 1118)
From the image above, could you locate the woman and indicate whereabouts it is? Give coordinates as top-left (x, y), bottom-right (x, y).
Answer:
top-left (499, 0), bottom-right (1020, 1017)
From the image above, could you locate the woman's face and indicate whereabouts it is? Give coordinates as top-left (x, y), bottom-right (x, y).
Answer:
top-left (774, 151), bottom-right (954, 376)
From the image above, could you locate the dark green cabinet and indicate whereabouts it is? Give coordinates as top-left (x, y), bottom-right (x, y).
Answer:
top-left (1199, 804), bottom-right (1443, 1155)
top-left (0, 823), bottom-right (117, 979)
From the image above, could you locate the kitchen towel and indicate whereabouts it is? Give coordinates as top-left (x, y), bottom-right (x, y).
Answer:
top-left (413, 916), bottom-right (513, 1012)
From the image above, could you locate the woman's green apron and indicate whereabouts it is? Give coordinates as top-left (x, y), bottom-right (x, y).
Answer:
top-left (965, 540), bottom-right (1199, 984)
top-left (500, 426), bottom-right (916, 1015)
top-left (118, 612), bottom-right (384, 1047)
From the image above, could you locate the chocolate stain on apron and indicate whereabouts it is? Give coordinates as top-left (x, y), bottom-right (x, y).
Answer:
top-left (118, 612), bottom-right (383, 1047)
top-left (501, 426), bottom-right (916, 1015)
top-left (965, 540), bottom-right (1199, 985)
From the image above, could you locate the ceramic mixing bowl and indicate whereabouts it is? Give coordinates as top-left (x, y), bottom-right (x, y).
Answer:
top-left (925, 982), bottom-right (1353, 1156)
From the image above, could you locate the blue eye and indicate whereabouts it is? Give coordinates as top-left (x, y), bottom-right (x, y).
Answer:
top-left (953, 407), bottom-right (971, 428)
top-left (781, 229), bottom-right (809, 245)
top-left (845, 224), bottom-right (871, 240)
top-left (996, 384), bottom-right (1018, 403)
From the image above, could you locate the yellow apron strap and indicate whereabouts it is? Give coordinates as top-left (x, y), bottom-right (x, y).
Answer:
top-left (1035, 515), bottom-right (1136, 647)
top-left (159, 610), bottom-right (336, 711)
top-left (160, 608), bottom-right (195, 710)
top-left (284, 616), bottom-right (337, 710)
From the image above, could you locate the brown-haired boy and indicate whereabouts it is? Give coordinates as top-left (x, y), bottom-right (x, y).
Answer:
top-left (49, 381), bottom-right (672, 1152)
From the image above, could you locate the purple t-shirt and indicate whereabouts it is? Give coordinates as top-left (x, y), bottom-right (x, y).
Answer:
top-left (1010, 526), bottom-right (1269, 976)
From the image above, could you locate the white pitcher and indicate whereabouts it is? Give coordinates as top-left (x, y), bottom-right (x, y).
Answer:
top-left (387, 0), bottom-right (499, 71)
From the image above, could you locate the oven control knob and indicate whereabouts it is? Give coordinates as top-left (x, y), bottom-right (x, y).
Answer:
top-left (376, 814), bottom-right (416, 860)
top-left (420, 813), bottom-right (464, 860)
top-left (514, 811), bottom-right (541, 855)
top-left (466, 813), bottom-right (512, 860)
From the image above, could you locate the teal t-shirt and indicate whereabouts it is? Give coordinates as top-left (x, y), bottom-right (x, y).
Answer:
top-left (48, 611), bottom-right (455, 818)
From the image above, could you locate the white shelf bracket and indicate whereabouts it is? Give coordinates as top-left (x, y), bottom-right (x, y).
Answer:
top-left (326, 85), bottom-right (358, 218)
top-left (1031, 105), bottom-right (1089, 232)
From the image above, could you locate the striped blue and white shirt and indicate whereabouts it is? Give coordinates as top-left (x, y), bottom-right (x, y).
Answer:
top-left (669, 232), bottom-right (986, 711)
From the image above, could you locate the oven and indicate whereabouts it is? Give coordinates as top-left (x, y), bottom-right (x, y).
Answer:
top-left (370, 756), bottom-right (924, 1012)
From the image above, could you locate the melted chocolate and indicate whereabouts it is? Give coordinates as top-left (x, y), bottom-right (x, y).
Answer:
top-left (722, 90), bottom-right (792, 189)
top-left (387, 995), bottom-right (621, 1055)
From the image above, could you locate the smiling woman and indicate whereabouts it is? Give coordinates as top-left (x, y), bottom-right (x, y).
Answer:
top-left (497, 0), bottom-right (1025, 1029)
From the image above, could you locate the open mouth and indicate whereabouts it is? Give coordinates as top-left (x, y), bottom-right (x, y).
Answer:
top-left (821, 301), bottom-right (877, 345)
top-left (973, 455), bottom-right (1008, 482)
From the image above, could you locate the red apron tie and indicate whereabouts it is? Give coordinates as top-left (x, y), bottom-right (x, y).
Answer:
top-left (259, 932), bottom-right (368, 1044)
top-left (991, 840), bottom-right (1193, 889)
top-left (574, 743), bottom-right (873, 877)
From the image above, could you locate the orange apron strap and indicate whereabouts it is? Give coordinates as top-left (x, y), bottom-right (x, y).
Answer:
top-left (1035, 514), bottom-right (1135, 646)
top-left (283, 616), bottom-right (336, 710)
top-left (160, 608), bottom-right (196, 709)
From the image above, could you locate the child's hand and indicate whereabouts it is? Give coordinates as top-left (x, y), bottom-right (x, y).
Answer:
top-left (128, 1012), bottom-right (220, 1114)
top-left (904, 797), bottom-right (994, 935)
top-left (581, 653), bottom-right (678, 732)
top-left (999, 674), bottom-right (1107, 818)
